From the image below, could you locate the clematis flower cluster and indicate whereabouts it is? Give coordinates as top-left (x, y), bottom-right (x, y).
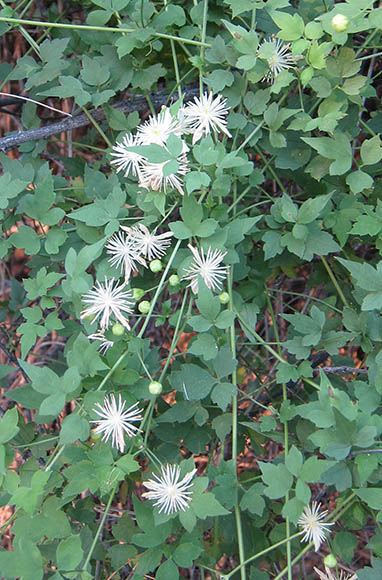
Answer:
top-left (110, 93), bottom-right (231, 195)
top-left (257, 37), bottom-right (295, 82)
top-left (81, 223), bottom-right (174, 349)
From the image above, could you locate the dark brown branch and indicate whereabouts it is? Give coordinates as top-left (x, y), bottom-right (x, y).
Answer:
top-left (0, 87), bottom-right (199, 153)
top-left (314, 366), bottom-right (368, 374)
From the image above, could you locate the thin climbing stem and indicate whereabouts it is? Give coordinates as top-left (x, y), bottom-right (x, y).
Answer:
top-left (266, 292), bottom-right (292, 580)
top-left (82, 483), bottom-right (118, 572)
top-left (81, 106), bottom-right (113, 148)
top-left (227, 269), bottom-right (246, 580)
top-left (0, 16), bottom-right (211, 46)
top-left (320, 256), bottom-right (349, 308)
top-left (138, 239), bottom-right (182, 337)
top-left (199, 0), bottom-right (209, 95)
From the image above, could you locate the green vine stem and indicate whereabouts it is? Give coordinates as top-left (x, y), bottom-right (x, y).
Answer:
top-left (228, 269), bottom-right (246, 580)
top-left (0, 16), bottom-right (211, 47)
top-left (82, 482), bottom-right (118, 572)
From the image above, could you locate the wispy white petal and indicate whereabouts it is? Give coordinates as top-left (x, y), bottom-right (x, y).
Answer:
top-left (297, 502), bottom-right (334, 552)
top-left (106, 231), bottom-right (147, 282)
top-left (110, 132), bottom-right (146, 177)
top-left (81, 277), bottom-right (134, 330)
top-left (313, 566), bottom-right (357, 580)
top-left (181, 93), bottom-right (232, 144)
top-left (182, 244), bottom-right (227, 294)
top-left (142, 464), bottom-right (197, 514)
top-left (124, 223), bottom-right (173, 261)
top-left (88, 331), bottom-right (114, 354)
top-left (137, 107), bottom-right (182, 146)
top-left (138, 154), bottom-right (189, 195)
top-left (91, 394), bottom-right (142, 452)
top-left (257, 37), bottom-right (295, 82)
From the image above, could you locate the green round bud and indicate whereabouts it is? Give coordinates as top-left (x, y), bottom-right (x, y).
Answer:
top-left (138, 300), bottom-right (151, 314)
top-left (90, 430), bottom-right (102, 442)
top-left (132, 288), bottom-right (145, 300)
top-left (219, 291), bottom-right (230, 304)
top-left (150, 259), bottom-right (163, 273)
top-left (83, 314), bottom-right (96, 322)
top-left (237, 366), bottom-right (247, 383)
top-left (169, 274), bottom-right (179, 287)
top-left (149, 381), bottom-right (163, 395)
top-left (331, 13), bottom-right (349, 32)
top-left (112, 323), bottom-right (125, 336)
top-left (324, 554), bottom-right (337, 569)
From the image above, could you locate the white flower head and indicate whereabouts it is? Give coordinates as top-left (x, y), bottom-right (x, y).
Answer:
top-left (110, 132), bottom-right (147, 178)
top-left (81, 277), bottom-right (134, 330)
top-left (138, 153), bottom-right (189, 196)
top-left (297, 502), bottom-right (334, 552)
top-left (91, 394), bottom-right (142, 453)
top-left (257, 37), bottom-right (295, 82)
top-left (181, 93), bottom-right (232, 144)
top-left (142, 464), bottom-right (197, 514)
top-left (126, 223), bottom-right (173, 261)
top-left (106, 230), bottom-right (147, 282)
top-left (137, 107), bottom-right (182, 146)
top-left (88, 331), bottom-right (114, 354)
top-left (314, 567), bottom-right (357, 580)
top-left (182, 244), bottom-right (227, 294)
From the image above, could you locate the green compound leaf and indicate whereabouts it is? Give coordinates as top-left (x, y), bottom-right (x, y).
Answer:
top-left (0, 407), bottom-right (19, 444)
top-left (60, 414), bottom-right (90, 444)
top-left (154, 559), bottom-right (179, 580)
top-left (23, 267), bottom-right (64, 300)
top-left (56, 534), bottom-right (84, 572)
top-left (259, 462), bottom-right (294, 499)
top-left (10, 225), bottom-right (40, 255)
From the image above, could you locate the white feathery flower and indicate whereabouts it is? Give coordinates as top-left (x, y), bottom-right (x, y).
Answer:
top-left (182, 244), bottom-right (227, 294)
top-left (297, 502), bottom-right (334, 552)
top-left (137, 107), bottom-right (182, 146)
top-left (88, 331), bottom-right (114, 354)
top-left (142, 464), bottom-right (197, 514)
top-left (81, 277), bottom-right (134, 330)
top-left (110, 132), bottom-right (146, 178)
top-left (257, 37), bottom-right (295, 82)
top-left (91, 394), bottom-right (142, 453)
top-left (181, 93), bottom-right (232, 144)
top-left (125, 223), bottom-right (173, 260)
top-left (106, 230), bottom-right (147, 282)
top-left (138, 153), bottom-right (189, 196)
top-left (314, 567), bottom-right (357, 580)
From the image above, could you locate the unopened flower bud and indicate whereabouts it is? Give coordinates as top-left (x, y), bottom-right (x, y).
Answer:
top-left (324, 554), bottom-right (337, 568)
top-left (132, 288), bottom-right (145, 300)
top-left (150, 259), bottom-right (163, 273)
top-left (138, 300), bottom-right (151, 314)
top-left (112, 323), bottom-right (125, 336)
top-left (219, 291), bottom-right (230, 304)
top-left (331, 13), bottom-right (349, 32)
top-left (169, 274), bottom-right (179, 287)
top-left (149, 381), bottom-right (163, 395)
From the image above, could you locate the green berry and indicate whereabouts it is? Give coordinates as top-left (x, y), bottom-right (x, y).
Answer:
top-left (331, 13), bottom-right (349, 31)
top-left (112, 323), bottom-right (125, 336)
top-left (219, 291), bottom-right (230, 304)
top-left (132, 288), bottom-right (145, 300)
top-left (90, 430), bottom-right (102, 442)
top-left (149, 381), bottom-right (163, 395)
top-left (150, 259), bottom-right (163, 273)
top-left (324, 554), bottom-right (337, 569)
top-left (169, 274), bottom-right (179, 286)
top-left (138, 300), bottom-right (151, 314)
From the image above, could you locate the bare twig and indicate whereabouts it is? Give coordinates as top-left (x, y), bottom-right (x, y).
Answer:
top-left (0, 342), bottom-right (30, 383)
top-left (0, 87), bottom-right (199, 153)
top-left (314, 366), bottom-right (367, 375)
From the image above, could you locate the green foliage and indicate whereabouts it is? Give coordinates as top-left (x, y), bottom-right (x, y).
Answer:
top-left (0, 0), bottom-right (381, 577)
